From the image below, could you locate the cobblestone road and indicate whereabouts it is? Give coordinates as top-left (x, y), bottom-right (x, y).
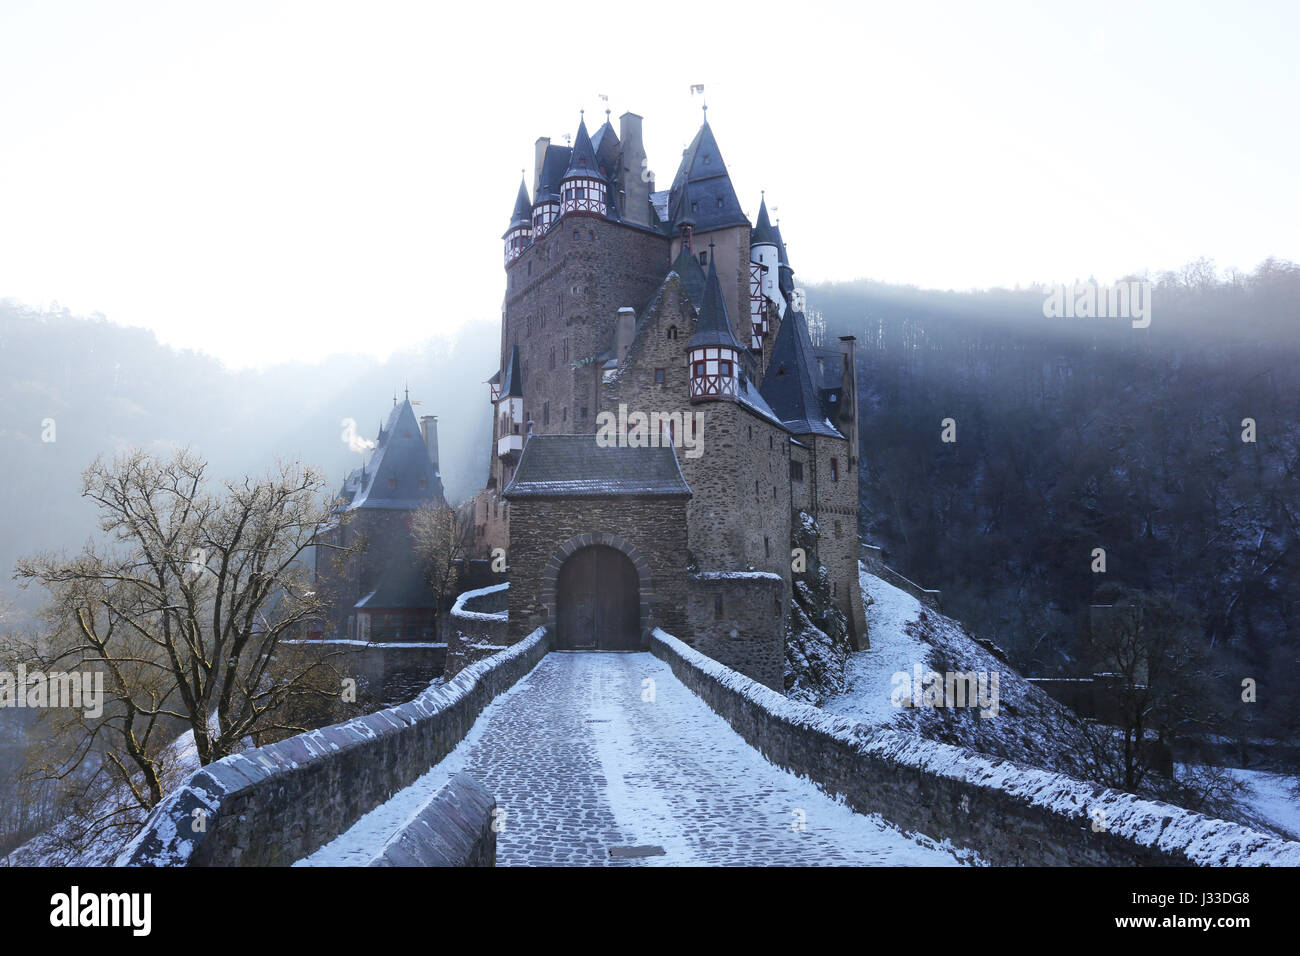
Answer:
top-left (304, 652), bottom-right (965, 866)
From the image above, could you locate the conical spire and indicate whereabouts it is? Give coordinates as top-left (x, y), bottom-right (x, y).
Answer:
top-left (759, 308), bottom-right (841, 437)
top-left (508, 175), bottom-right (532, 226)
top-left (752, 194), bottom-right (778, 247)
top-left (670, 243), bottom-right (708, 309)
top-left (500, 344), bottom-right (524, 398)
top-left (564, 115), bottom-right (600, 177)
top-left (688, 249), bottom-right (742, 351)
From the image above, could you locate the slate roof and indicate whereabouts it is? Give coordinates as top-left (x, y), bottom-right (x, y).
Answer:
top-left (349, 399), bottom-right (446, 510)
top-left (354, 560), bottom-right (437, 611)
top-left (667, 120), bottom-right (748, 233)
top-left (591, 116), bottom-right (620, 176)
top-left (500, 345), bottom-right (524, 398)
top-left (503, 434), bottom-right (692, 499)
top-left (564, 117), bottom-right (601, 178)
top-left (669, 244), bottom-right (708, 309)
top-left (537, 144), bottom-right (572, 200)
top-left (752, 196), bottom-right (779, 247)
top-left (687, 253), bottom-right (743, 351)
top-left (503, 177), bottom-right (531, 236)
top-left (760, 310), bottom-right (844, 438)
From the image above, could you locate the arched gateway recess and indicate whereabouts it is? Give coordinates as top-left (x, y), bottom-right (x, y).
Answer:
top-left (555, 545), bottom-right (640, 650)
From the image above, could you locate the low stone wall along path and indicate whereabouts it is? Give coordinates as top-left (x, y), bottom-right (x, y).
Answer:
top-left (300, 651), bottom-right (965, 867)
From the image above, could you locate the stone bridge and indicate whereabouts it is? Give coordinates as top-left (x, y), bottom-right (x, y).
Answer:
top-left (118, 628), bottom-right (1300, 868)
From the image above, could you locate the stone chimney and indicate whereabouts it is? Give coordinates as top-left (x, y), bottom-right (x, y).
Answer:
top-left (618, 112), bottom-right (650, 227)
top-left (533, 137), bottom-right (550, 197)
top-left (419, 414), bottom-right (440, 472)
top-left (615, 307), bottom-right (636, 364)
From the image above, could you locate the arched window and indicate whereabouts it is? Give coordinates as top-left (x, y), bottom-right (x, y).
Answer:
top-left (667, 325), bottom-right (678, 340)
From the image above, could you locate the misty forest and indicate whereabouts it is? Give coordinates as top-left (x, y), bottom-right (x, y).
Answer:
top-left (1, 257), bottom-right (1297, 856)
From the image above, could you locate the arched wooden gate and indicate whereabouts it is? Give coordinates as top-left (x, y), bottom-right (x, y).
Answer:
top-left (555, 545), bottom-right (640, 650)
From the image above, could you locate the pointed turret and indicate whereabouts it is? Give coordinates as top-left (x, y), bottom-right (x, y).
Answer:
top-left (531, 139), bottom-right (570, 238)
top-left (503, 176), bottom-right (534, 265)
top-left (590, 110), bottom-right (620, 177)
top-left (759, 309), bottom-right (843, 438)
top-left (670, 244), bottom-right (708, 310)
top-left (749, 193), bottom-right (782, 338)
top-left (348, 398), bottom-right (445, 509)
top-left (687, 251), bottom-right (742, 403)
top-left (667, 119), bottom-right (747, 233)
top-left (560, 114), bottom-right (608, 218)
top-left (496, 346), bottom-right (525, 461)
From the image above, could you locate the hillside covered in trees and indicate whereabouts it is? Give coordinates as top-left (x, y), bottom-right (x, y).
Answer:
top-left (807, 259), bottom-right (1300, 747)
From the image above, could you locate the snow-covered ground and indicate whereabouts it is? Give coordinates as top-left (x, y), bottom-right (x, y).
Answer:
top-left (1220, 768), bottom-right (1300, 841)
top-left (822, 566), bottom-right (929, 725)
top-left (822, 564), bottom-right (1095, 778)
top-left (300, 652), bottom-right (970, 867)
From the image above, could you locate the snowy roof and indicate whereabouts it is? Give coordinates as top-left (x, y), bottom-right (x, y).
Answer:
top-left (503, 434), bottom-right (692, 499)
top-left (348, 399), bottom-right (445, 510)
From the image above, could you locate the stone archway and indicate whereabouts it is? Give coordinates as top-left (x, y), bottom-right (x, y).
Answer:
top-left (541, 532), bottom-right (653, 649)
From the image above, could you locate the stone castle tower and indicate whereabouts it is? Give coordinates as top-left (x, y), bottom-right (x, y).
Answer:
top-left (465, 106), bottom-right (866, 689)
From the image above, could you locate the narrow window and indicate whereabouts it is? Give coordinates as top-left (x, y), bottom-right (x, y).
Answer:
top-left (714, 594), bottom-right (723, 619)
top-left (654, 368), bottom-right (666, 384)
top-left (698, 251), bottom-right (707, 266)
top-left (831, 457), bottom-right (840, 482)
top-left (543, 402), bottom-right (550, 425)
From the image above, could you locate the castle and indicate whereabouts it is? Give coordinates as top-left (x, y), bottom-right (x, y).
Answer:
top-left (459, 105), bottom-right (867, 690)
top-left (315, 396), bottom-right (446, 643)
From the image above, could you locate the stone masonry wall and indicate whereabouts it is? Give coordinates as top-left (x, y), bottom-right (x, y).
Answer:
top-left (685, 572), bottom-right (786, 690)
top-left (650, 629), bottom-right (1300, 866)
top-left (116, 628), bottom-right (551, 867)
top-left (504, 495), bottom-right (688, 643)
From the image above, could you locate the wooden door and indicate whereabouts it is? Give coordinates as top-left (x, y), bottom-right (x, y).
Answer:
top-left (556, 545), bottom-right (639, 650)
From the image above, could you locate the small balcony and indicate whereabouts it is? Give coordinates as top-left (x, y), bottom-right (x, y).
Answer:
top-left (497, 433), bottom-right (523, 459)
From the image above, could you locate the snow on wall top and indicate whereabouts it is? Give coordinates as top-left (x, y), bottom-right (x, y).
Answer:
top-left (651, 628), bottom-right (1300, 867)
top-left (450, 582), bottom-right (508, 622)
top-left (115, 626), bottom-right (547, 867)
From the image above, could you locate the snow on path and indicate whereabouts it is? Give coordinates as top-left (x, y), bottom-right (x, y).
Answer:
top-left (823, 566), bottom-right (930, 726)
top-left (300, 651), bottom-right (964, 866)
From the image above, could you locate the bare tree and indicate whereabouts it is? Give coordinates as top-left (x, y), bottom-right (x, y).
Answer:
top-left (9, 449), bottom-right (357, 827)
top-left (409, 502), bottom-right (473, 608)
top-left (1076, 586), bottom-right (1225, 795)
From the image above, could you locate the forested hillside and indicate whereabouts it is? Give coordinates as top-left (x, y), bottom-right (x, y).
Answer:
top-left (808, 259), bottom-right (1300, 745)
top-left (0, 300), bottom-right (497, 617)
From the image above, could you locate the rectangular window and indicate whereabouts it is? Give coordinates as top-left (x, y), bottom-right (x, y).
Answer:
top-left (714, 594), bottom-right (723, 619)
top-left (654, 367), bottom-right (665, 384)
top-left (698, 250), bottom-right (707, 265)
top-left (830, 458), bottom-right (839, 482)
top-left (543, 402), bottom-right (550, 425)
top-left (790, 460), bottom-right (804, 481)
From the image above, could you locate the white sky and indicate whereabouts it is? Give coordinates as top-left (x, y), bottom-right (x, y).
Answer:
top-left (1, 0), bottom-right (1296, 369)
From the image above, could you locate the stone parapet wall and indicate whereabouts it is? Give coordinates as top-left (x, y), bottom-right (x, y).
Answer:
top-left (650, 629), bottom-right (1300, 867)
top-left (116, 627), bottom-right (551, 867)
top-left (861, 545), bottom-right (942, 609)
top-left (366, 771), bottom-right (496, 867)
